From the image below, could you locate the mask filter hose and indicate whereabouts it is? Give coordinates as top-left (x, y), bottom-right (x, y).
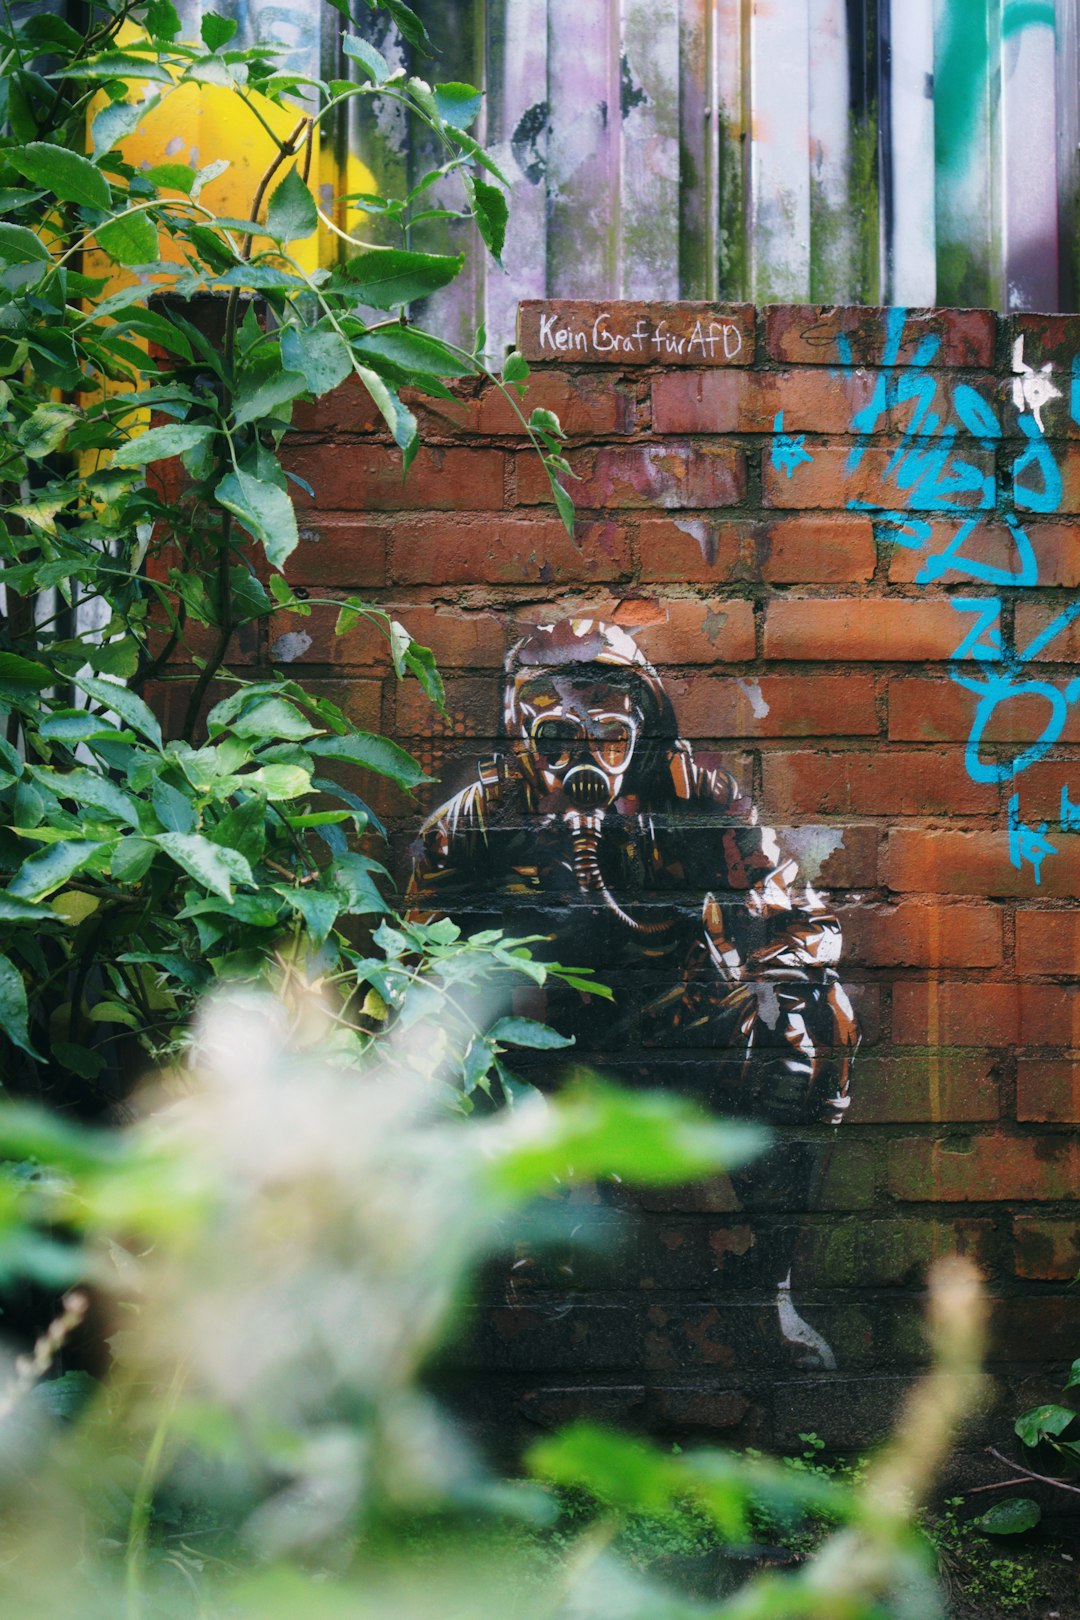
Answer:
top-left (564, 809), bottom-right (672, 937)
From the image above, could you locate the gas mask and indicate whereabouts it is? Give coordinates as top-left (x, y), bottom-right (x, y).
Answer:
top-left (513, 673), bottom-right (642, 810)
top-left (509, 669), bottom-right (670, 937)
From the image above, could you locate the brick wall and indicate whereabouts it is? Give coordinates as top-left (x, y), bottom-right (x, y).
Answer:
top-left (189, 303), bottom-right (1080, 1460)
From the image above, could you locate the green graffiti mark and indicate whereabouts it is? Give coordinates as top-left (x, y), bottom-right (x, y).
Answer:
top-left (934, 0), bottom-right (990, 180)
top-left (1002, 1), bottom-right (1055, 36)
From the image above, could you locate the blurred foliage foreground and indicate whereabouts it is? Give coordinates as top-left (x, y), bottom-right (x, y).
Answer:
top-left (0, 982), bottom-right (987, 1620)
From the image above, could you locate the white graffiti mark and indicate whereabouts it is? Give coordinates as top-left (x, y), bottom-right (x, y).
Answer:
top-left (736, 678), bottom-right (771, 718)
top-left (1011, 334), bottom-right (1061, 433)
top-left (271, 631), bottom-right (312, 663)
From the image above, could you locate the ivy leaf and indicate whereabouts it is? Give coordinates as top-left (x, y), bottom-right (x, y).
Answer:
top-left (8, 841), bottom-right (109, 901)
top-left (153, 833), bottom-right (253, 901)
top-left (7, 143), bottom-right (111, 211)
top-left (342, 34), bottom-right (390, 83)
top-left (90, 94), bottom-right (159, 157)
top-left (434, 82), bottom-right (482, 130)
top-left (111, 422), bottom-right (213, 468)
top-left (266, 168), bottom-right (318, 243)
top-left (0, 952), bottom-right (40, 1058)
top-left (280, 325), bottom-right (352, 394)
top-left (338, 248), bottom-right (464, 310)
top-left (308, 731), bottom-right (426, 789)
top-left (974, 1498), bottom-right (1041, 1535)
top-left (488, 1016), bottom-right (575, 1051)
top-left (215, 468), bottom-right (299, 569)
top-left (464, 174), bottom-right (508, 264)
top-left (73, 674), bottom-right (163, 749)
top-left (97, 210), bottom-right (159, 267)
top-left (200, 11), bottom-right (238, 49)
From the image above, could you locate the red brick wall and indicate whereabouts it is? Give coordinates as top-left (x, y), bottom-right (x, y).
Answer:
top-left (198, 303), bottom-right (1080, 1456)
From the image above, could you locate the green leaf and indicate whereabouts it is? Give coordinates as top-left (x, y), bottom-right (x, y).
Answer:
top-left (342, 34), bottom-right (391, 83)
top-left (207, 797), bottom-right (265, 865)
top-left (489, 1081), bottom-right (770, 1197)
top-left (97, 209), bottom-right (159, 267)
top-left (153, 832), bottom-right (253, 901)
top-left (330, 851), bottom-right (387, 915)
top-left (351, 327), bottom-right (474, 378)
top-left (274, 886), bottom-right (339, 948)
top-left (1014, 1404), bottom-right (1076, 1447)
top-left (201, 11), bottom-right (238, 49)
top-left (308, 731), bottom-right (426, 789)
top-left (111, 422), bottom-right (213, 469)
top-left (9, 841), bottom-right (108, 901)
top-left (1064, 1356), bottom-right (1080, 1391)
top-left (0, 894), bottom-right (51, 923)
top-left (464, 174), bottom-right (508, 263)
top-left (30, 768), bottom-right (140, 827)
top-left (503, 350), bottom-right (529, 384)
top-left (379, 0), bottom-right (432, 51)
top-left (225, 696), bottom-right (320, 741)
top-left (280, 325), bottom-right (352, 395)
top-left (0, 222), bottom-right (49, 264)
top-left (91, 94), bottom-right (159, 157)
top-left (64, 52), bottom-right (174, 84)
top-left (215, 469), bottom-right (299, 569)
top-left (354, 365), bottom-right (417, 453)
top-left (233, 369), bottom-right (308, 428)
top-left (17, 404), bottom-right (80, 459)
top-left (338, 248), bottom-right (464, 310)
top-left (111, 837), bottom-right (157, 884)
top-left (266, 168), bottom-right (318, 243)
top-left (434, 81), bottom-right (483, 129)
top-left (462, 1036), bottom-right (495, 1096)
top-left (145, 0), bottom-right (182, 39)
top-left (529, 1424), bottom-right (679, 1516)
top-left (551, 475), bottom-right (575, 537)
top-left (974, 1498), bottom-right (1041, 1535)
top-left (152, 778), bottom-right (197, 834)
top-left (52, 1042), bottom-right (104, 1081)
top-left (33, 1370), bottom-right (102, 1421)
top-left (0, 952), bottom-right (40, 1059)
top-left (7, 143), bottom-right (111, 212)
top-left (242, 763), bottom-right (311, 800)
top-left (488, 1016), bottom-right (574, 1051)
top-left (0, 653), bottom-right (51, 689)
top-left (73, 674), bottom-right (163, 749)
top-left (144, 162), bottom-right (195, 195)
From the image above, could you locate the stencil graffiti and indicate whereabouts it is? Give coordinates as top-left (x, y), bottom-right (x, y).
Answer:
top-left (409, 618), bottom-right (860, 1367)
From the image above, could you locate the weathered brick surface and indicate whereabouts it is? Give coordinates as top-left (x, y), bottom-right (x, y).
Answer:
top-left (160, 299), bottom-right (1080, 1451)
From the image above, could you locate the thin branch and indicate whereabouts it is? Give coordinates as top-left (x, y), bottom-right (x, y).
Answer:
top-left (987, 1446), bottom-right (1080, 1498)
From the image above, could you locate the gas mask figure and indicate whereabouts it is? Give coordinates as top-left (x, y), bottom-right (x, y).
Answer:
top-left (409, 618), bottom-right (859, 1372)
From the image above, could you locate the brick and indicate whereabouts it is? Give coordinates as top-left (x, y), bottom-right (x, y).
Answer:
top-left (892, 982), bottom-right (1020, 1047)
top-left (1017, 1057), bottom-right (1080, 1122)
top-left (761, 748), bottom-right (995, 817)
top-left (762, 444), bottom-right (995, 511)
top-left (887, 519), bottom-right (1080, 588)
top-left (604, 597), bottom-right (756, 665)
top-left (1018, 983), bottom-right (1080, 1046)
top-left (518, 300), bottom-right (755, 366)
top-left (393, 675), bottom-right (500, 741)
top-left (764, 305), bottom-right (995, 368)
top-left (634, 516), bottom-right (755, 583)
top-left (991, 1297), bottom-right (1080, 1361)
top-left (1007, 758), bottom-right (1080, 821)
top-left (778, 824), bottom-right (881, 888)
top-left (838, 903), bottom-right (1003, 969)
top-left (888, 676), bottom-right (1080, 744)
top-left (390, 514), bottom-right (633, 585)
top-left (760, 516), bottom-right (877, 583)
top-left (1015, 600), bottom-right (1080, 663)
top-left (805, 1217), bottom-right (996, 1286)
top-left (1016, 908), bottom-right (1080, 975)
top-left (651, 368), bottom-right (878, 435)
top-left (1013, 1217), bottom-right (1080, 1281)
top-left (764, 598), bottom-right (970, 662)
top-left (886, 829), bottom-right (1080, 899)
top-left (662, 673), bottom-right (879, 737)
top-left (851, 1050), bottom-right (1000, 1122)
top-left (291, 374), bottom-right (384, 434)
top-left (269, 603), bottom-right (509, 669)
top-left (515, 442), bottom-right (747, 509)
top-left (284, 517), bottom-right (387, 588)
top-left (887, 1133), bottom-right (1080, 1201)
top-left (283, 443), bottom-right (506, 511)
top-left (1008, 313), bottom-right (1080, 372)
top-left (476, 370), bottom-right (637, 436)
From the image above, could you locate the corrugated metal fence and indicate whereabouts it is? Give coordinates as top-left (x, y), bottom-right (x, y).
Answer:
top-left (181, 0), bottom-right (1080, 349)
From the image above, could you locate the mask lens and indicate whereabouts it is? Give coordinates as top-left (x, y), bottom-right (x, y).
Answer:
top-left (531, 716), bottom-right (583, 768)
top-left (593, 717), bottom-right (633, 770)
